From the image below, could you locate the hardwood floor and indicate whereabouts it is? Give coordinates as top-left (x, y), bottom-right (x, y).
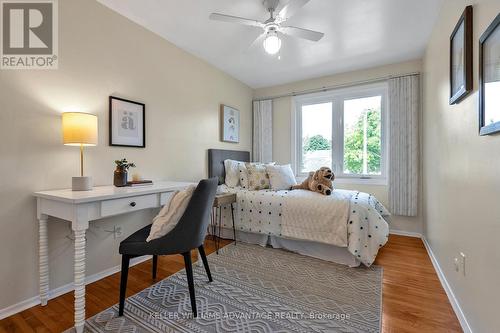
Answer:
top-left (376, 235), bottom-right (461, 333)
top-left (0, 235), bottom-right (461, 333)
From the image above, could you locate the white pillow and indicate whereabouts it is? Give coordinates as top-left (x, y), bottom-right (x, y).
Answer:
top-left (266, 164), bottom-right (297, 190)
top-left (147, 185), bottom-right (196, 242)
top-left (224, 159), bottom-right (243, 188)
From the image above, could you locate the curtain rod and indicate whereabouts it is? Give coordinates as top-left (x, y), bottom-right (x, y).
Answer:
top-left (253, 71), bottom-right (420, 101)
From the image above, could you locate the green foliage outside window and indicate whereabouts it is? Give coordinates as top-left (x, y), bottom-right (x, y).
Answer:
top-left (303, 134), bottom-right (331, 152)
top-left (343, 109), bottom-right (381, 174)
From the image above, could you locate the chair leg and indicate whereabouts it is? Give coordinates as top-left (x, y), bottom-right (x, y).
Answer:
top-left (118, 255), bottom-right (130, 316)
top-left (152, 255), bottom-right (158, 280)
top-left (230, 203), bottom-right (236, 245)
top-left (216, 207), bottom-right (222, 254)
top-left (183, 252), bottom-right (197, 318)
top-left (198, 245), bottom-right (213, 282)
top-left (211, 207), bottom-right (217, 243)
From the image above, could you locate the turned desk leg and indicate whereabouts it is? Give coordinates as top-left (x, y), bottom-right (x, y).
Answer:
top-left (39, 215), bottom-right (49, 306)
top-left (73, 226), bottom-right (87, 333)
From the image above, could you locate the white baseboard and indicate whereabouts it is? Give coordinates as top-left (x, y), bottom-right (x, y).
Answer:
top-left (0, 255), bottom-right (151, 321)
top-left (389, 229), bottom-right (422, 238)
top-left (422, 237), bottom-right (472, 333)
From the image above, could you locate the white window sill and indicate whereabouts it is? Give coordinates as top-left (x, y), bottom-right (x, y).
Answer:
top-left (334, 177), bottom-right (387, 186)
top-left (295, 175), bottom-right (387, 186)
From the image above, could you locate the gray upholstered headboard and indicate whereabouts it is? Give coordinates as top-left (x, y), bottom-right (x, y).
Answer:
top-left (208, 149), bottom-right (250, 185)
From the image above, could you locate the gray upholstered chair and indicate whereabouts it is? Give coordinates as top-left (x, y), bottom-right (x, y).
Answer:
top-left (117, 178), bottom-right (218, 317)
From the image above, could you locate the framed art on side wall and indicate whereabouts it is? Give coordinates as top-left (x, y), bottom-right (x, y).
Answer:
top-left (479, 13), bottom-right (500, 136)
top-left (449, 5), bottom-right (473, 105)
top-left (109, 96), bottom-right (146, 147)
top-left (220, 104), bottom-right (240, 143)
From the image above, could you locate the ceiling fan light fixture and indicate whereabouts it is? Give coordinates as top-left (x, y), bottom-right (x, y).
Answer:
top-left (263, 31), bottom-right (281, 55)
top-left (209, 0), bottom-right (324, 56)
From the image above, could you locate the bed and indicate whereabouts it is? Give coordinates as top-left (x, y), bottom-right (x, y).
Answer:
top-left (208, 149), bottom-right (390, 267)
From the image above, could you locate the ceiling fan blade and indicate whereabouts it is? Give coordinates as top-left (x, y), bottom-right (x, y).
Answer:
top-left (247, 33), bottom-right (267, 51)
top-left (277, 0), bottom-right (310, 21)
top-left (281, 26), bottom-right (324, 42)
top-left (209, 13), bottom-right (263, 28)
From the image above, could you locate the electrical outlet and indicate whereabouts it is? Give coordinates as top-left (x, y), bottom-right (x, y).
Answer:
top-left (454, 257), bottom-right (460, 272)
top-left (460, 252), bottom-right (466, 276)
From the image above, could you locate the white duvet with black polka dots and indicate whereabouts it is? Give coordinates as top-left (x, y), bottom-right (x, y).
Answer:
top-left (347, 191), bottom-right (390, 266)
top-left (218, 186), bottom-right (390, 267)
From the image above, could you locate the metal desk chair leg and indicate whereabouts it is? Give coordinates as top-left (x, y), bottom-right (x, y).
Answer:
top-left (216, 206), bottom-right (222, 254)
top-left (230, 203), bottom-right (236, 245)
top-left (211, 207), bottom-right (218, 252)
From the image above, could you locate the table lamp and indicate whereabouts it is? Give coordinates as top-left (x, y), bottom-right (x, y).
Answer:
top-left (62, 112), bottom-right (98, 191)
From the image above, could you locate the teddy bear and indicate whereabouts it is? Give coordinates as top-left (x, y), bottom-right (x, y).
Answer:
top-left (291, 167), bottom-right (334, 195)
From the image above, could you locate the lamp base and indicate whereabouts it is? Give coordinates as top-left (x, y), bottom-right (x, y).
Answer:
top-left (72, 176), bottom-right (93, 191)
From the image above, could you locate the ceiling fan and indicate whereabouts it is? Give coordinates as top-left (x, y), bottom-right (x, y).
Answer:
top-left (209, 0), bottom-right (324, 55)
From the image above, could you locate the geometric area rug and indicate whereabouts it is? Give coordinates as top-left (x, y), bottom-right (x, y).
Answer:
top-left (73, 243), bottom-right (382, 333)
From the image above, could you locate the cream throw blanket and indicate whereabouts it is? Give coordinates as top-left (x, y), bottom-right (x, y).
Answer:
top-left (281, 189), bottom-right (353, 246)
top-left (146, 185), bottom-right (196, 242)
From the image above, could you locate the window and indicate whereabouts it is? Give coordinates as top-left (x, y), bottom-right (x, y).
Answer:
top-left (343, 96), bottom-right (382, 175)
top-left (293, 83), bottom-right (387, 183)
top-left (300, 102), bottom-right (332, 173)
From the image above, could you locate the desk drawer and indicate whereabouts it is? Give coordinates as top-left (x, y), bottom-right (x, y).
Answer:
top-left (101, 194), bottom-right (157, 217)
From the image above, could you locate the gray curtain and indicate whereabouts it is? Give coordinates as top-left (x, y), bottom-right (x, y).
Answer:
top-left (252, 100), bottom-right (273, 163)
top-left (388, 75), bottom-right (419, 216)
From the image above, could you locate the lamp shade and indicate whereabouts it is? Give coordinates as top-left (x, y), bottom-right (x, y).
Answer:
top-left (62, 112), bottom-right (98, 146)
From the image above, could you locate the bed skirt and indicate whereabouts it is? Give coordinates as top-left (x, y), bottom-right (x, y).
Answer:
top-left (212, 227), bottom-right (360, 267)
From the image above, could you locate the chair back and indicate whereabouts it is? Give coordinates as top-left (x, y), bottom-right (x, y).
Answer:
top-left (168, 177), bottom-right (218, 251)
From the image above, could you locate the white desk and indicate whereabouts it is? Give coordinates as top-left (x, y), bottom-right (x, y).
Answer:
top-left (34, 181), bottom-right (193, 333)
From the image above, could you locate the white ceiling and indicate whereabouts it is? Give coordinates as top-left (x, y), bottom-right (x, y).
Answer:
top-left (97, 0), bottom-right (443, 88)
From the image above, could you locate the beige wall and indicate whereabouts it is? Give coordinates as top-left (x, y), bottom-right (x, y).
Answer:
top-left (254, 60), bottom-right (423, 234)
top-left (422, 1), bottom-right (500, 331)
top-left (0, 0), bottom-right (253, 310)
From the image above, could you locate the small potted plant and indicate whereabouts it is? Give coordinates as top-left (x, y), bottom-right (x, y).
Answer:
top-left (114, 158), bottom-right (136, 187)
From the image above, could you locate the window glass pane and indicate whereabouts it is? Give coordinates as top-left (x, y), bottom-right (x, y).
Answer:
top-left (300, 102), bottom-right (332, 173)
top-left (343, 96), bottom-right (382, 175)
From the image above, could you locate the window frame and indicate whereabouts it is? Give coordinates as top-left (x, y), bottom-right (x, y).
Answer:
top-left (291, 82), bottom-right (389, 185)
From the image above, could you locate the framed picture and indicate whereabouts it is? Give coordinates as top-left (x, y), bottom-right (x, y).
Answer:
top-left (220, 104), bottom-right (240, 143)
top-left (479, 14), bottom-right (500, 136)
top-left (449, 5), bottom-right (473, 105)
top-left (109, 96), bottom-right (145, 147)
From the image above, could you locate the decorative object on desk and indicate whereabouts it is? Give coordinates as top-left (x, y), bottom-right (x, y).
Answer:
top-left (126, 180), bottom-right (153, 187)
top-left (131, 172), bottom-right (141, 182)
top-left (109, 96), bottom-right (145, 147)
top-left (62, 112), bottom-right (98, 191)
top-left (113, 158), bottom-right (135, 187)
top-left (479, 13), bottom-right (500, 136)
top-left (449, 5), bottom-right (473, 105)
top-left (220, 104), bottom-right (240, 143)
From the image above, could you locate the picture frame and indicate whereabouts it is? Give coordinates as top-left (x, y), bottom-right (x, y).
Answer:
top-left (449, 5), bottom-right (473, 105)
top-left (220, 104), bottom-right (240, 143)
top-left (109, 96), bottom-right (146, 147)
top-left (479, 13), bottom-right (500, 136)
